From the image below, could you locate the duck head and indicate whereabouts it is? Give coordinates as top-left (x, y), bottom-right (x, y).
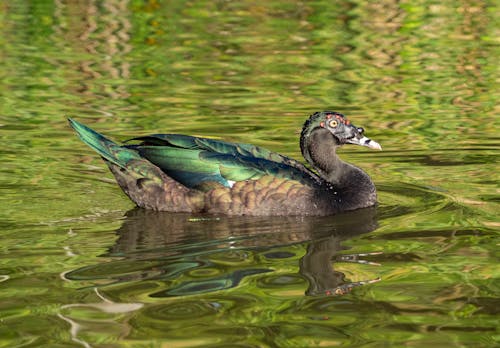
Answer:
top-left (301, 111), bottom-right (381, 151)
top-left (300, 111), bottom-right (381, 174)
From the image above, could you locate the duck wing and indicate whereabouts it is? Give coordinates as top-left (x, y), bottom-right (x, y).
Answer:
top-left (126, 134), bottom-right (320, 190)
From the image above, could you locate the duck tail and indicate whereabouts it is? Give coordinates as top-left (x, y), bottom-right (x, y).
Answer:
top-left (69, 118), bottom-right (205, 212)
top-left (68, 118), bottom-right (140, 168)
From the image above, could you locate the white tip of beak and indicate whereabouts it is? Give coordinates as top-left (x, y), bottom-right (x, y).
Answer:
top-left (367, 140), bottom-right (382, 151)
top-left (359, 136), bottom-right (382, 150)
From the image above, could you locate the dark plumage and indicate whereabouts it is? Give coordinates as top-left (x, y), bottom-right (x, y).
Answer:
top-left (69, 111), bottom-right (381, 216)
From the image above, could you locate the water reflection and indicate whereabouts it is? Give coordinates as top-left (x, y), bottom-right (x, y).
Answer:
top-left (67, 207), bottom-right (382, 297)
top-left (58, 288), bottom-right (143, 348)
top-left (54, 0), bottom-right (132, 99)
top-left (301, 239), bottom-right (381, 297)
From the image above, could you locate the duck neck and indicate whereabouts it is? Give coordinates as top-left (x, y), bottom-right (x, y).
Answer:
top-left (302, 128), bottom-right (346, 184)
top-left (301, 128), bottom-right (376, 210)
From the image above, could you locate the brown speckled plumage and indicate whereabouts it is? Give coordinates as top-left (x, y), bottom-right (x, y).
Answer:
top-left (204, 176), bottom-right (315, 215)
top-left (107, 160), bottom-right (205, 212)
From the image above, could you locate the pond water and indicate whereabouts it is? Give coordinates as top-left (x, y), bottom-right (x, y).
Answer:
top-left (1, 1), bottom-right (498, 347)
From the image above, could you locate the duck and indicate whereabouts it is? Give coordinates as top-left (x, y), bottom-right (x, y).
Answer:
top-left (69, 111), bottom-right (381, 216)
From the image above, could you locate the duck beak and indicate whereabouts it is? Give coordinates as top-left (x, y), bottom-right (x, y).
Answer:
top-left (347, 134), bottom-right (382, 150)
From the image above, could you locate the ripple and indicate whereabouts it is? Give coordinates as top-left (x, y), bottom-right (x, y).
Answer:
top-left (143, 300), bottom-right (221, 320)
top-left (151, 268), bottom-right (272, 297)
top-left (257, 274), bottom-right (305, 289)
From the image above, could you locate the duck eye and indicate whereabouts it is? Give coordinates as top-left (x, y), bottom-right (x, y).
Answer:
top-left (329, 120), bottom-right (338, 128)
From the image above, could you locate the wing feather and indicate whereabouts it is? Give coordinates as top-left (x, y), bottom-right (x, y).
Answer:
top-left (126, 134), bottom-right (320, 189)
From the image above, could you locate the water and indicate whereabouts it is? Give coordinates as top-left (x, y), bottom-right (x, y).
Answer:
top-left (1, 1), bottom-right (498, 347)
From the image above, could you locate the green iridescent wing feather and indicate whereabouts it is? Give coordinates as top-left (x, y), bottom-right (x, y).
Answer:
top-left (69, 118), bottom-right (320, 192)
top-left (127, 134), bottom-right (320, 189)
top-left (68, 118), bottom-right (142, 168)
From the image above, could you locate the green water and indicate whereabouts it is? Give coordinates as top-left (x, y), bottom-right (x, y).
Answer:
top-left (1, 1), bottom-right (498, 347)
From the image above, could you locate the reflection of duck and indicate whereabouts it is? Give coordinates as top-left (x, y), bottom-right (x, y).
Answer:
top-left (69, 111), bottom-right (381, 215)
top-left (66, 207), bottom-right (381, 297)
top-left (301, 236), bottom-right (381, 297)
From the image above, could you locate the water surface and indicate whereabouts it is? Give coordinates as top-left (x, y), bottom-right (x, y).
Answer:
top-left (0, 1), bottom-right (498, 347)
